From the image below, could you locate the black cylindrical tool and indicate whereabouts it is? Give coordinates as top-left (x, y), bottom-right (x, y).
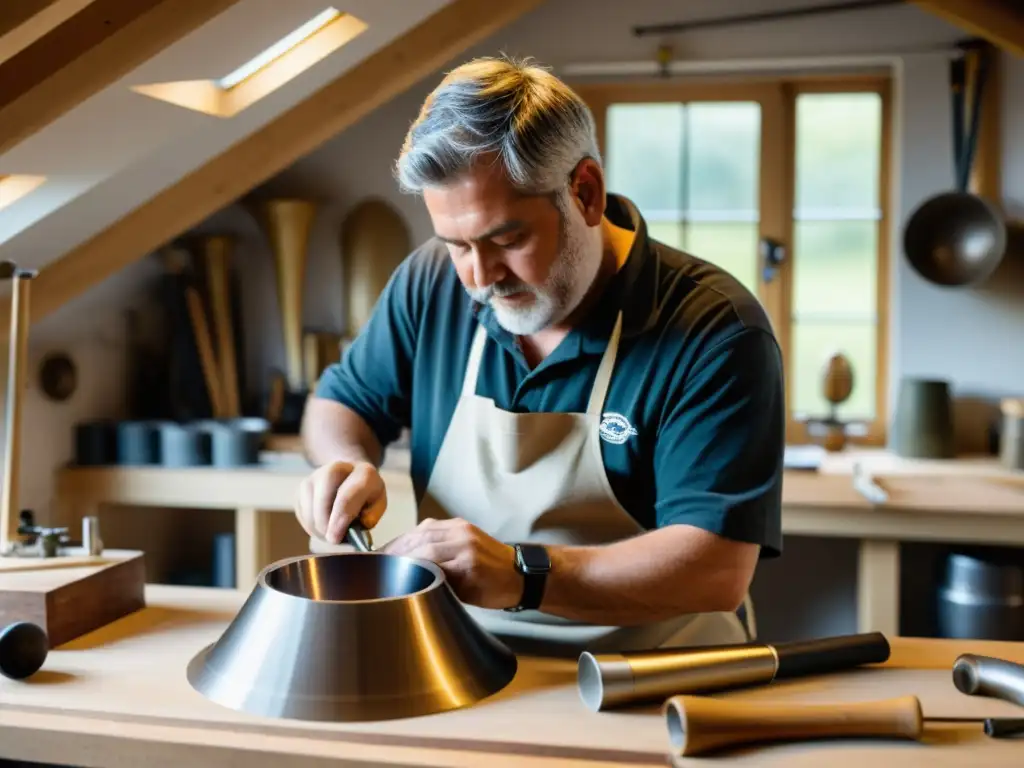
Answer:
top-left (0, 621), bottom-right (48, 680)
top-left (578, 632), bottom-right (890, 711)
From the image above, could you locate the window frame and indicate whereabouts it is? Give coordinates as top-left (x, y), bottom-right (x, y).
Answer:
top-left (573, 73), bottom-right (892, 446)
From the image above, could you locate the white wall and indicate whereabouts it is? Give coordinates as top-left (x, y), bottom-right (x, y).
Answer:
top-left (10, 0), bottom-right (1024, 638)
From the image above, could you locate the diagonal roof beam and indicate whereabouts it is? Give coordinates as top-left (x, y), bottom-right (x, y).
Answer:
top-left (910, 0), bottom-right (1024, 57)
top-left (0, 0), bottom-right (65, 39)
top-left (0, 0), bottom-right (96, 66)
top-left (0, 0), bottom-right (242, 158)
top-left (0, 0), bottom-right (547, 334)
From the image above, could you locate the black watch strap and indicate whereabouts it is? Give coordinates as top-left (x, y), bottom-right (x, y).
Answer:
top-left (507, 543), bottom-right (550, 612)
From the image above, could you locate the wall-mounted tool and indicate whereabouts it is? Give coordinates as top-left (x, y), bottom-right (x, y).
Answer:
top-left (578, 631), bottom-right (891, 711)
top-left (902, 40), bottom-right (1016, 287)
top-left (662, 694), bottom-right (1021, 758)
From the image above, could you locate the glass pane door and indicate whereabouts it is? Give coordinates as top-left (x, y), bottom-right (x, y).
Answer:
top-left (602, 100), bottom-right (763, 296)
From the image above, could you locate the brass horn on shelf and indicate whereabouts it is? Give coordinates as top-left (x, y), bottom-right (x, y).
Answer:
top-left (251, 198), bottom-right (318, 432)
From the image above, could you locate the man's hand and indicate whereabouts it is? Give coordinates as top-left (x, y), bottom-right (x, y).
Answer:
top-left (383, 518), bottom-right (522, 609)
top-left (295, 461), bottom-right (387, 544)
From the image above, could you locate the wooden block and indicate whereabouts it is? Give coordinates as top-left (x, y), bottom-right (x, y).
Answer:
top-left (0, 549), bottom-right (146, 647)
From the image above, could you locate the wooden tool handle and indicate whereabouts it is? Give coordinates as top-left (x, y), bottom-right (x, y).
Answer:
top-left (184, 286), bottom-right (226, 419)
top-left (201, 236), bottom-right (240, 417)
top-left (663, 695), bottom-right (923, 757)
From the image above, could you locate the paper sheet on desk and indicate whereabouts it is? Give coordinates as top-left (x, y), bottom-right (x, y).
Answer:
top-left (784, 444), bottom-right (825, 471)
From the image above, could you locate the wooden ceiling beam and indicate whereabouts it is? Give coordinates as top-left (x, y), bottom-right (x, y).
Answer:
top-left (0, 0), bottom-right (546, 333)
top-left (0, 0), bottom-right (63, 39)
top-left (0, 0), bottom-right (242, 158)
top-left (0, 0), bottom-right (95, 66)
top-left (910, 0), bottom-right (1024, 58)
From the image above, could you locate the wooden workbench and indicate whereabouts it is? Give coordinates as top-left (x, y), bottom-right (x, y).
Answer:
top-left (51, 448), bottom-right (1024, 639)
top-left (2, 584), bottom-right (1024, 767)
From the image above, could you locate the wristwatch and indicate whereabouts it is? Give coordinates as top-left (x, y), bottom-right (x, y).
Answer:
top-left (505, 543), bottom-right (551, 612)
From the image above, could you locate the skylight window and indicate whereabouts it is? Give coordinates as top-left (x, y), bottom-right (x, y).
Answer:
top-left (130, 8), bottom-right (367, 118)
top-left (216, 7), bottom-right (341, 90)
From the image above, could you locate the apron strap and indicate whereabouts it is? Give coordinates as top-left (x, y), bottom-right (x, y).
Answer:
top-left (461, 322), bottom-right (489, 398)
top-left (586, 311), bottom-right (623, 417)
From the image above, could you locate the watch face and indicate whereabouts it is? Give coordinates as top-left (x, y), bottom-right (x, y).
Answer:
top-left (517, 544), bottom-right (550, 572)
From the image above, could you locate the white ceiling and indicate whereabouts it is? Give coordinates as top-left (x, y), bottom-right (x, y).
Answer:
top-left (0, 0), bottom-right (452, 268)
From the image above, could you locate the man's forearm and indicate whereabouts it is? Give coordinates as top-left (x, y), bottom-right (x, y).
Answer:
top-left (537, 525), bottom-right (759, 625)
top-left (301, 397), bottom-right (383, 468)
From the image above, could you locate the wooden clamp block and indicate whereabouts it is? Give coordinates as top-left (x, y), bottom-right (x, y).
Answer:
top-left (0, 549), bottom-right (146, 647)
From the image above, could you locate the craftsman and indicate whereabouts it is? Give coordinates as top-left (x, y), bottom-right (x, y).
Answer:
top-left (295, 55), bottom-right (785, 655)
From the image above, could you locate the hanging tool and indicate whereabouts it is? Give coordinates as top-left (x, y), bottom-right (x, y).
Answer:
top-left (662, 694), bottom-right (1024, 758)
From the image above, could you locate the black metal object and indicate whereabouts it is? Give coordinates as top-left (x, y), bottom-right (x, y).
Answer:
top-left (902, 41), bottom-right (1008, 287)
top-left (633, 0), bottom-right (902, 37)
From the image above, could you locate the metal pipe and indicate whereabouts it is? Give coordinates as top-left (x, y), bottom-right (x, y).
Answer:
top-left (633, 0), bottom-right (903, 37)
top-left (578, 631), bottom-right (891, 711)
top-left (953, 654), bottom-right (1024, 708)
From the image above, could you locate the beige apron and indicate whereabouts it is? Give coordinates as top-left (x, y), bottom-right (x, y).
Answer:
top-left (411, 311), bottom-right (753, 657)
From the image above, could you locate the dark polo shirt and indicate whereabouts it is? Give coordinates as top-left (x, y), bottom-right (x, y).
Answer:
top-left (316, 193), bottom-right (785, 557)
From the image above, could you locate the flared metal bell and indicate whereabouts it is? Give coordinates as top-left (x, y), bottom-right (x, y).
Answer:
top-left (186, 553), bottom-right (518, 722)
top-left (903, 191), bottom-right (1007, 287)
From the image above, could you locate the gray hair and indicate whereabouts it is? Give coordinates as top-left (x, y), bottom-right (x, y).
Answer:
top-left (394, 55), bottom-right (601, 196)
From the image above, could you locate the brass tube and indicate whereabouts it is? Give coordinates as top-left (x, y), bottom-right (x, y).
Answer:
top-left (578, 632), bottom-right (891, 711)
top-left (578, 645), bottom-right (778, 712)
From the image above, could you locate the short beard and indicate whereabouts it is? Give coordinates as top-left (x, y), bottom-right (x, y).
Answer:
top-left (467, 190), bottom-right (600, 335)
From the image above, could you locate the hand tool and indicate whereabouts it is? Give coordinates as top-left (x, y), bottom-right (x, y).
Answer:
top-left (662, 694), bottom-right (1018, 758)
top-left (345, 519), bottom-right (374, 553)
top-left (0, 621), bottom-right (48, 680)
top-left (578, 631), bottom-right (891, 711)
top-left (951, 652), bottom-right (1024, 736)
top-left (953, 653), bottom-right (1024, 708)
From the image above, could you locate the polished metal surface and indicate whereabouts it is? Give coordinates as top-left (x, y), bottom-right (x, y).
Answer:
top-left (577, 644), bottom-right (778, 711)
top-left (903, 191), bottom-right (1007, 287)
top-left (187, 552), bottom-right (518, 722)
top-left (345, 520), bottom-right (374, 553)
top-left (953, 653), bottom-right (1024, 708)
top-left (82, 515), bottom-right (103, 556)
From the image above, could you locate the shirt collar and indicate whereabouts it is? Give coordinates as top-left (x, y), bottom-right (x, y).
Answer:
top-left (472, 192), bottom-right (658, 356)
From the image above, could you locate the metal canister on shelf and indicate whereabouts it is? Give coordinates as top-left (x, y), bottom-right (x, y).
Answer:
top-left (1000, 398), bottom-right (1024, 471)
top-left (82, 515), bottom-right (103, 556)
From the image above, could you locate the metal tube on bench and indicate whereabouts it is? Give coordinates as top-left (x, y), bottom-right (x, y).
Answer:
top-left (578, 631), bottom-right (891, 711)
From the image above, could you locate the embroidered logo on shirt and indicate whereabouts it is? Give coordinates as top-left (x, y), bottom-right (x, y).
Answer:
top-left (599, 412), bottom-right (638, 444)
